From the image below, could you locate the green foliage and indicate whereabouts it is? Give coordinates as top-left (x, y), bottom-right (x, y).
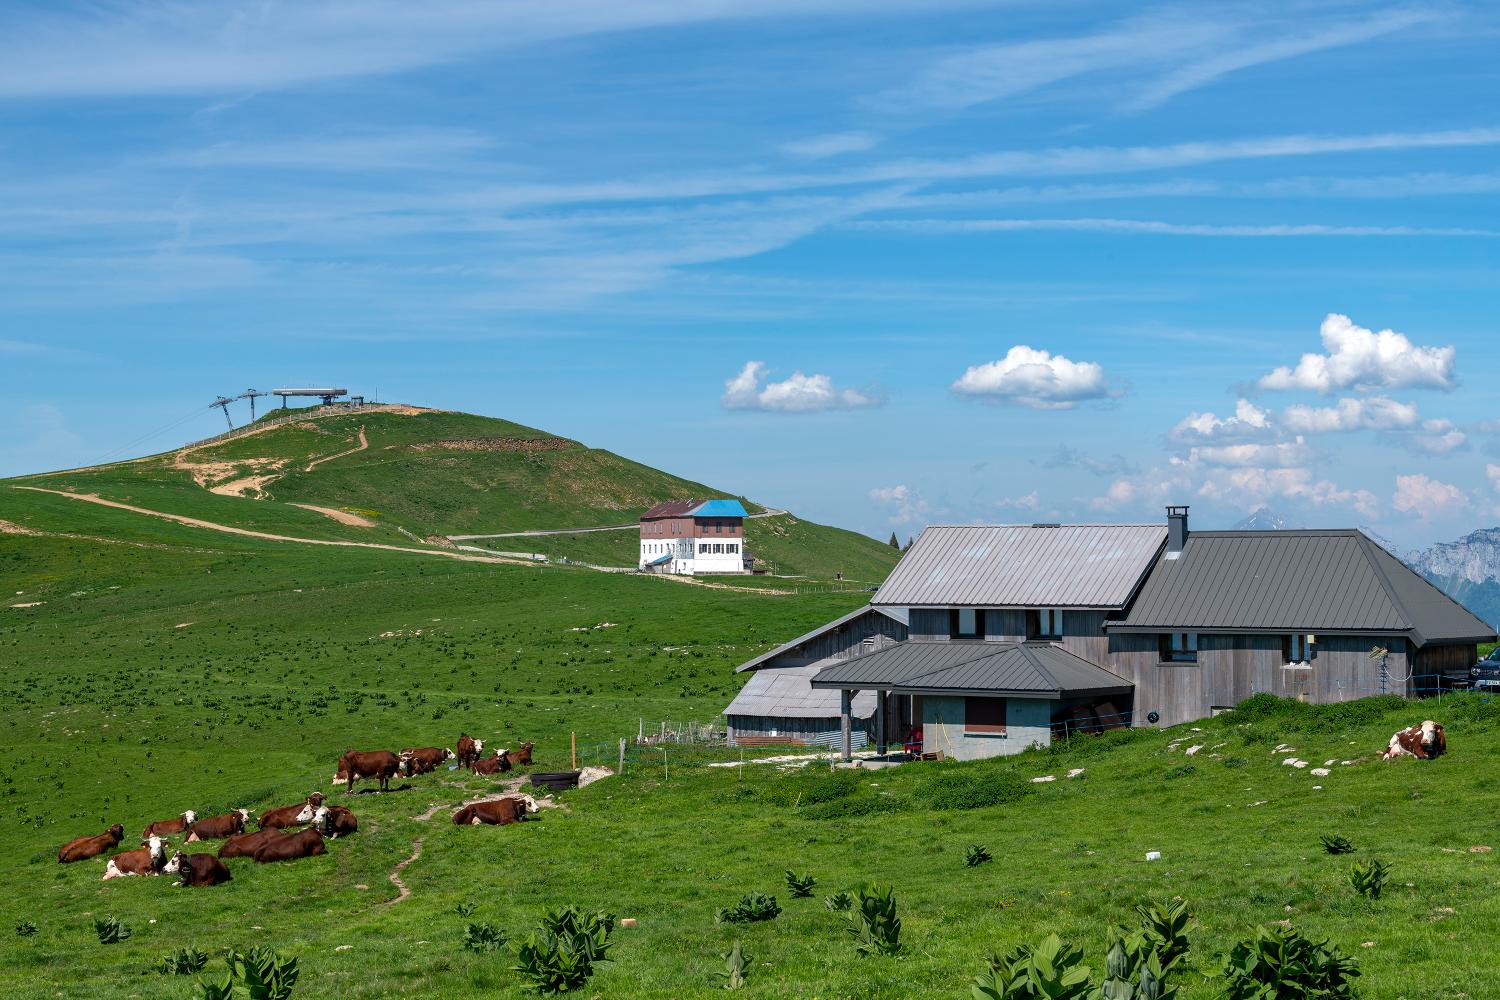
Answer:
top-left (509, 907), bottom-right (615, 994)
top-left (823, 891), bottom-right (853, 912)
top-left (847, 883), bottom-right (901, 957)
top-left (1227, 693), bottom-right (1410, 733)
top-left (763, 770), bottom-right (860, 807)
top-left (716, 939), bottom-right (751, 990)
top-left (784, 870), bottom-right (817, 897)
top-left (196, 973), bottom-right (236, 1000)
top-left (965, 844), bottom-right (993, 867)
top-left (14, 920), bottom-right (36, 937)
top-left (1162, 763), bottom-right (1196, 780)
top-left (716, 892), bottom-right (781, 925)
top-left (453, 901), bottom-right (478, 918)
top-left (157, 947), bottom-right (210, 975)
top-left (1222, 926), bottom-right (1359, 999)
top-left (919, 767), bottom-right (1033, 811)
top-left (1350, 858), bottom-right (1389, 899)
top-left (1134, 899), bottom-right (1191, 970)
top-left (972, 934), bottom-right (1092, 999)
top-left (463, 922), bottom-right (508, 953)
top-left (1319, 834), bottom-right (1356, 855)
top-left (228, 947), bottom-right (300, 1000)
top-left (1221, 756), bottom-right (1248, 769)
top-left (93, 916), bottom-right (130, 944)
top-left (800, 794), bottom-right (908, 820)
top-left (1099, 929), bottom-right (1177, 1000)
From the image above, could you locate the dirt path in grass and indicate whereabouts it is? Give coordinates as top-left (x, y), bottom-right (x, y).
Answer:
top-left (385, 839), bottom-right (422, 905)
top-left (306, 425), bottom-right (367, 471)
top-left (290, 503), bottom-right (376, 527)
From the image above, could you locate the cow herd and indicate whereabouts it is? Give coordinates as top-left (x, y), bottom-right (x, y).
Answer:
top-left (57, 733), bottom-right (542, 889)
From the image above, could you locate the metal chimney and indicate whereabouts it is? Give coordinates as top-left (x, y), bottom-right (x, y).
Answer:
top-left (1166, 505), bottom-right (1189, 555)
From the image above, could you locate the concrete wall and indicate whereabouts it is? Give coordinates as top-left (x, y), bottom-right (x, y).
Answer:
top-left (921, 695), bottom-right (1051, 760)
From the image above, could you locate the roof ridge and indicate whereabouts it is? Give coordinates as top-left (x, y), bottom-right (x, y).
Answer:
top-left (1018, 643), bottom-right (1062, 693)
top-left (1359, 530), bottom-right (1496, 645)
top-left (897, 642), bottom-right (1021, 685)
top-left (1353, 530), bottom-right (1421, 640)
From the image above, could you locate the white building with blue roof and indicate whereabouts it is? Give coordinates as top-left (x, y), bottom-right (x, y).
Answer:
top-left (638, 498), bottom-right (751, 575)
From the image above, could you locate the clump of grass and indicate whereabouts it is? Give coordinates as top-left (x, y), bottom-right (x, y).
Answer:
top-left (784, 871), bottom-right (816, 897)
top-left (919, 767), bottom-right (1033, 811)
top-left (847, 883), bottom-right (901, 957)
top-left (1319, 834), bottom-right (1356, 855)
top-left (93, 916), bottom-right (130, 944)
top-left (716, 892), bottom-right (781, 925)
top-left (1350, 859), bottom-right (1389, 899)
top-left (1221, 756), bottom-right (1248, 768)
top-left (15, 921), bottom-right (37, 938)
top-left (462, 922), bottom-right (508, 953)
top-left (453, 901), bottom-right (478, 917)
top-left (823, 891), bottom-right (853, 912)
top-left (965, 844), bottom-right (993, 867)
top-left (801, 795), bottom-right (908, 820)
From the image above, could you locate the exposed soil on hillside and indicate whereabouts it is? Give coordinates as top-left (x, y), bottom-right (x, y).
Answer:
top-left (290, 503), bottom-right (376, 527)
top-left (408, 436), bottom-right (578, 453)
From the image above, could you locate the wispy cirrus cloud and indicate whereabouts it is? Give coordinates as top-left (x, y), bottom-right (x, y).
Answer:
top-left (850, 218), bottom-right (1500, 238)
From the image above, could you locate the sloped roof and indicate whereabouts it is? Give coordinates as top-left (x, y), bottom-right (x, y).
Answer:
top-left (641, 498), bottom-right (748, 520)
top-left (641, 499), bottom-right (699, 519)
top-left (1112, 530), bottom-right (1495, 645)
top-left (693, 499), bottom-right (748, 518)
top-left (873, 524), bottom-right (1166, 609)
top-left (734, 605), bottom-right (909, 673)
top-left (723, 664), bottom-right (877, 719)
top-left (810, 641), bottom-right (1132, 699)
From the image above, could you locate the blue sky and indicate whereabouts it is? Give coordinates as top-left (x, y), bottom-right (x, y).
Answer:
top-left (3, 1), bottom-right (1499, 547)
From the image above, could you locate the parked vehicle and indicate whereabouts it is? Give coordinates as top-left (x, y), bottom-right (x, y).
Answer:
top-left (1471, 648), bottom-right (1500, 689)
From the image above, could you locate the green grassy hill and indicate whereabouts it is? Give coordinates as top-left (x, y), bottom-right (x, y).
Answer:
top-left (2, 503), bottom-right (1499, 997)
top-left (9, 404), bottom-right (899, 581)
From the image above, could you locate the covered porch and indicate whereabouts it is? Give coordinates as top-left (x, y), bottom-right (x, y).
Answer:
top-left (810, 640), bottom-right (1134, 761)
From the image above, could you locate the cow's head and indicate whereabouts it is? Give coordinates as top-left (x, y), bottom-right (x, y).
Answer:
top-left (1422, 721), bottom-right (1446, 755)
top-left (163, 850), bottom-right (184, 874)
top-left (442, 748), bottom-right (454, 761)
top-left (515, 794), bottom-right (540, 814)
top-left (307, 792), bottom-right (325, 808)
top-left (235, 808), bottom-right (252, 826)
top-left (473, 739), bottom-right (484, 755)
top-left (147, 836), bottom-right (165, 868)
top-left (183, 809), bottom-right (198, 826)
top-left (107, 823), bottom-right (125, 842)
top-left (311, 805), bottom-right (331, 833)
top-left (295, 802), bottom-right (316, 823)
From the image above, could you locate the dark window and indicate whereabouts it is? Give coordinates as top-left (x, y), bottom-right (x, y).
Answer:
top-left (950, 608), bottom-right (983, 639)
top-left (1158, 633), bottom-right (1198, 662)
top-left (1282, 634), bottom-right (1316, 663)
top-left (965, 697), bottom-right (1006, 734)
top-left (1026, 608), bottom-right (1062, 639)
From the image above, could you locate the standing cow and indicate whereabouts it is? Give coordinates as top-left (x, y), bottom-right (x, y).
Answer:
top-left (142, 810), bottom-right (197, 840)
top-left (103, 835), bottom-right (167, 880)
top-left (165, 851), bottom-right (232, 887)
top-left (59, 824), bottom-right (125, 864)
top-left (186, 810), bottom-right (252, 841)
top-left (335, 750), bottom-right (401, 792)
top-left (456, 734), bottom-right (482, 770)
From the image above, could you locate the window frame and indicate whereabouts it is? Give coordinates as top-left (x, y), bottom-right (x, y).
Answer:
top-left (1157, 632), bottom-right (1198, 663)
top-left (949, 607), bottom-right (984, 639)
top-left (1029, 607), bottom-right (1063, 639)
top-left (1282, 633), bottom-right (1316, 664)
top-left (964, 696), bottom-right (1007, 735)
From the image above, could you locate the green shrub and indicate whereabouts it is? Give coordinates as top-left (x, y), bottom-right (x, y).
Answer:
top-left (454, 901), bottom-right (478, 917)
top-left (1100, 927), bottom-right (1178, 1000)
top-left (1163, 763), bottom-right (1196, 780)
top-left (1044, 726), bottom-right (1150, 759)
top-left (965, 844), bottom-right (993, 867)
top-left (801, 795), bottom-right (908, 820)
top-left (1319, 834), bottom-right (1356, 855)
top-left (194, 947), bottom-right (299, 1000)
top-left (763, 770), bottom-right (860, 807)
top-left (1350, 858), bottom-right (1389, 899)
top-left (1222, 926), bottom-right (1358, 999)
top-left (15, 920), bottom-right (37, 937)
top-left (847, 883), bottom-right (901, 957)
top-left (716, 939), bottom-right (751, 990)
top-left (716, 892), bottom-right (781, 924)
top-left (157, 947), bottom-right (209, 975)
top-left (463, 922), bottom-right (508, 953)
top-left (920, 768), bottom-right (1033, 811)
top-left (823, 891), bottom-right (853, 912)
top-left (784, 871), bottom-right (816, 897)
top-left (510, 907), bottom-right (615, 995)
top-left (973, 934), bottom-right (1091, 999)
top-left (93, 916), bottom-right (130, 944)
top-left (1221, 756), bottom-right (1248, 768)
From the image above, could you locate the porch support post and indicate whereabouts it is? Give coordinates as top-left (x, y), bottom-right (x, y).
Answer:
top-left (876, 690), bottom-right (887, 754)
top-left (840, 689), bottom-right (853, 761)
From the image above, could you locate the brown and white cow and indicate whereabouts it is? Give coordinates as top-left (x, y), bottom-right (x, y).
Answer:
top-left (1383, 720), bottom-right (1448, 760)
top-left (142, 810), bottom-right (197, 840)
top-left (252, 827), bottom-right (327, 863)
top-left (456, 734), bottom-right (480, 769)
top-left (310, 804), bottom-right (358, 839)
top-left (400, 747), bottom-right (454, 777)
top-left (502, 742), bottom-right (535, 768)
top-left (218, 828), bottom-right (291, 859)
top-left (186, 809), bottom-right (251, 842)
top-left (451, 795), bottom-right (538, 826)
top-left (334, 750), bottom-right (401, 792)
top-left (103, 835), bottom-right (166, 880)
top-left (259, 793), bottom-right (325, 829)
top-left (470, 750), bottom-right (511, 775)
top-left (165, 850), bottom-right (232, 887)
top-left (58, 824), bottom-right (124, 864)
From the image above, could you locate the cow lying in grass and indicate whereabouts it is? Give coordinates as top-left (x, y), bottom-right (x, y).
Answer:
top-left (452, 795), bottom-right (539, 826)
top-left (252, 828), bottom-right (327, 863)
top-left (311, 804), bottom-right (358, 839)
top-left (400, 747), bottom-right (453, 776)
top-left (103, 835), bottom-right (166, 880)
top-left (503, 742), bottom-right (535, 768)
top-left (1383, 720), bottom-right (1447, 760)
top-left (218, 828), bottom-right (290, 859)
top-left (142, 810), bottom-right (197, 840)
top-left (165, 850), bottom-right (232, 887)
top-left (259, 793), bottom-right (324, 829)
top-left (471, 750), bottom-right (511, 775)
top-left (58, 824), bottom-right (124, 864)
top-left (333, 749), bottom-right (401, 792)
top-left (186, 809), bottom-right (251, 841)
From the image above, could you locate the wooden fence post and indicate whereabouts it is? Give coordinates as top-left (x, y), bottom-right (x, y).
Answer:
top-left (618, 738), bottom-right (626, 775)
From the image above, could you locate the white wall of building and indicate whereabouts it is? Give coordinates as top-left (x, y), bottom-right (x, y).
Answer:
top-left (638, 532), bottom-right (746, 574)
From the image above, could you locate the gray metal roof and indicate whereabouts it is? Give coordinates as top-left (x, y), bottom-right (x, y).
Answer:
top-left (723, 664), bottom-right (877, 719)
top-left (872, 524), bottom-right (1166, 609)
top-left (810, 641), bottom-right (1132, 699)
top-left (733, 605), bottom-right (908, 673)
top-left (1112, 530), bottom-right (1496, 644)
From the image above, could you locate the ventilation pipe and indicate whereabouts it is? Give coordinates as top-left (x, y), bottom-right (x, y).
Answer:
top-left (1166, 505), bottom-right (1189, 556)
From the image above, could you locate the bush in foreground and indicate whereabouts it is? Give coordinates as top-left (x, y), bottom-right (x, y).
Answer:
top-left (1222, 926), bottom-right (1358, 999)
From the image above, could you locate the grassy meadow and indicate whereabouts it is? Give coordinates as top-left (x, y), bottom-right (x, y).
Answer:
top-left (4, 478), bottom-right (1500, 998)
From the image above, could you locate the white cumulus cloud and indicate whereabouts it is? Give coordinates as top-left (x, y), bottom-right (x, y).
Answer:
top-left (1280, 395), bottom-right (1419, 433)
top-left (1258, 313), bottom-right (1456, 394)
top-left (951, 345), bottom-right (1115, 409)
top-left (1392, 473), bottom-right (1467, 516)
top-left (1170, 398), bottom-right (1273, 443)
top-left (869, 484), bottom-right (931, 524)
top-left (722, 361), bottom-right (883, 413)
top-left (1189, 439), bottom-right (1312, 469)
